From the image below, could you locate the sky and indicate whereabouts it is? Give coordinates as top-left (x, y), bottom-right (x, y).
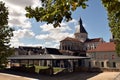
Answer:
top-left (1, 0), bottom-right (111, 48)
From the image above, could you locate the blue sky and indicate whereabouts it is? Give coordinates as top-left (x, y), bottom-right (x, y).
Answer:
top-left (2, 0), bottom-right (111, 48)
top-left (73, 0), bottom-right (110, 40)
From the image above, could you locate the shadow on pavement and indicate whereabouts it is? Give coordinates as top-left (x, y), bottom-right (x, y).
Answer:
top-left (0, 69), bottom-right (100, 80)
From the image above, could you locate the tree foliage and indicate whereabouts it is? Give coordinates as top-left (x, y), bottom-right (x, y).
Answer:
top-left (25, 0), bottom-right (88, 27)
top-left (102, 0), bottom-right (120, 56)
top-left (0, 1), bottom-right (14, 67)
top-left (25, 0), bottom-right (120, 55)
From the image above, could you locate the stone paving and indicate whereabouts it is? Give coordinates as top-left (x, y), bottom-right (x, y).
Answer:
top-left (87, 72), bottom-right (120, 80)
top-left (0, 73), bottom-right (36, 80)
top-left (0, 71), bottom-right (99, 80)
top-left (114, 73), bottom-right (120, 80)
top-left (0, 70), bottom-right (120, 80)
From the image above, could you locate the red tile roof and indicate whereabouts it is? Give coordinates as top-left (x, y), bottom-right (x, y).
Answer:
top-left (85, 38), bottom-right (103, 43)
top-left (60, 37), bottom-right (81, 42)
top-left (87, 42), bottom-right (116, 52)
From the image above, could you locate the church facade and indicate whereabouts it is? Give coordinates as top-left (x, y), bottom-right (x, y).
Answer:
top-left (60, 18), bottom-right (104, 56)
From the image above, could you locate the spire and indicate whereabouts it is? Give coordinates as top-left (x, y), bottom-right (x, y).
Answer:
top-left (75, 18), bottom-right (87, 34)
top-left (79, 18), bottom-right (83, 25)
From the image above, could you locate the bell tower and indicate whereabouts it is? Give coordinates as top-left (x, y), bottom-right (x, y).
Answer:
top-left (74, 18), bottom-right (88, 42)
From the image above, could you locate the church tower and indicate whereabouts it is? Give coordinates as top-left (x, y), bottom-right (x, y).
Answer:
top-left (74, 18), bottom-right (88, 42)
top-left (110, 33), bottom-right (114, 42)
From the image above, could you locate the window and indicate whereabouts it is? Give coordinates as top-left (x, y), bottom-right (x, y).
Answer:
top-left (104, 55), bottom-right (107, 59)
top-left (113, 62), bottom-right (116, 68)
top-left (106, 61), bottom-right (110, 67)
top-left (112, 55), bottom-right (115, 59)
top-left (93, 53), bottom-right (96, 59)
top-left (101, 62), bottom-right (104, 67)
top-left (95, 61), bottom-right (99, 67)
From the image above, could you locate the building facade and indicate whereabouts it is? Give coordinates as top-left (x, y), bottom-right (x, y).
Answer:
top-left (87, 42), bottom-right (120, 70)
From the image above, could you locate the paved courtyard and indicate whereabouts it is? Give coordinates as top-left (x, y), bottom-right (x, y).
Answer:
top-left (0, 73), bottom-right (36, 80)
top-left (88, 72), bottom-right (120, 80)
top-left (0, 70), bottom-right (120, 80)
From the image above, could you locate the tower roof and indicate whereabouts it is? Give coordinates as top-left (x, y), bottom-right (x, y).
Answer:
top-left (75, 18), bottom-right (87, 34)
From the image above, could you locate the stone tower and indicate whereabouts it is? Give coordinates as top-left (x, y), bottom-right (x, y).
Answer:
top-left (74, 18), bottom-right (88, 42)
top-left (110, 33), bottom-right (114, 42)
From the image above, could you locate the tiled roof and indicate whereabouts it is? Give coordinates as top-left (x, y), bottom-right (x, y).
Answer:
top-left (85, 38), bottom-right (103, 43)
top-left (87, 42), bottom-right (115, 52)
top-left (8, 54), bottom-right (90, 60)
top-left (19, 46), bottom-right (42, 50)
top-left (60, 37), bottom-right (81, 42)
top-left (45, 48), bottom-right (62, 55)
top-left (16, 46), bottom-right (44, 55)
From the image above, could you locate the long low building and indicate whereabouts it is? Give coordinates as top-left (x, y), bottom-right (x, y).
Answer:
top-left (8, 54), bottom-right (90, 60)
top-left (7, 47), bottom-right (90, 72)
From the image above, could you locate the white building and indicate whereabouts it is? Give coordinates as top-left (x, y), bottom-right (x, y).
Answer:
top-left (87, 42), bottom-right (120, 70)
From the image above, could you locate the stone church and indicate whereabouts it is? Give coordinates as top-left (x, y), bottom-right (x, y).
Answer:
top-left (60, 18), bottom-right (104, 56)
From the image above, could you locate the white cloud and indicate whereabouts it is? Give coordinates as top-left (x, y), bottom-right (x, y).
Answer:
top-left (9, 17), bottom-right (32, 29)
top-left (10, 37), bottom-right (24, 48)
top-left (40, 23), bottom-right (71, 32)
top-left (44, 41), bottom-right (60, 49)
top-left (2, 0), bottom-right (41, 29)
top-left (10, 29), bottom-right (35, 47)
top-left (0, 0), bottom-right (42, 47)
top-left (35, 22), bottom-right (75, 48)
top-left (13, 29), bottom-right (35, 39)
top-left (10, 38), bottom-right (43, 48)
top-left (3, 0), bottom-right (41, 8)
top-left (68, 19), bottom-right (78, 25)
top-left (4, 0), bottom-right (34, 7)
top-left (1, 0), bottom-right (78, 48)
top-left (21, 44), bottom-right (43, 48)
top-left (36, 22), bottom-right (74, 42)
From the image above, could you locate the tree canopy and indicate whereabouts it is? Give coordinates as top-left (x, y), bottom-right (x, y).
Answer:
top-left (25, 0), bottom-right (120, 55)
top-left (25, 0), bottom-right (88, 27)
top-left (0, 1), bottom-right (14, 68)
top-left (102, 0), bottom-right (120, 55)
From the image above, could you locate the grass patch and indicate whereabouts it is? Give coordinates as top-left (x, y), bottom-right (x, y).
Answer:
top-left (53, 67), bottom-right (64, 73)
top-left (34, 66), bottom-right (48, 73)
